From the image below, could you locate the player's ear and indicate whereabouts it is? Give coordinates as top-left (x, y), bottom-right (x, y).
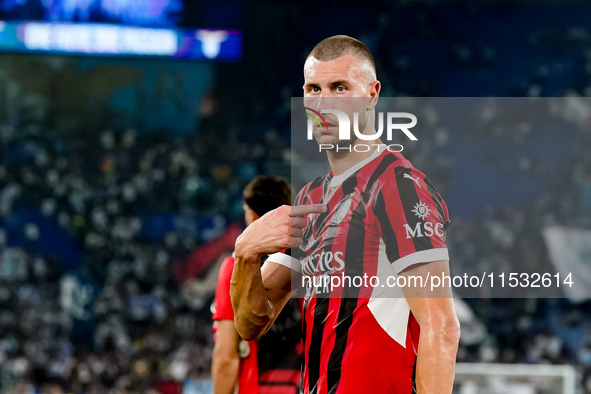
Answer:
top-left (367, 81), bottom-right (380, 110)
top-left (244, 204), bottom-right (259, 226)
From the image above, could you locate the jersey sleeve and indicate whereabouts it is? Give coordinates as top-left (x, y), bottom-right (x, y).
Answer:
top-left (212, 256), bottom-right (235, 322)
top-left (372, 165), bottom-right (450, 273)
top-left (265, 250), bottom-right (302, 274)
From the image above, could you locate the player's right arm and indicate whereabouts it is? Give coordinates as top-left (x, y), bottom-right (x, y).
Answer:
top-left (231, 204), bottom-right (326, 340)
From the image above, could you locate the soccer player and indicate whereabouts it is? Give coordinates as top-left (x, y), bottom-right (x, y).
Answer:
top-left (230, 36), bottom-right (460, 393)
top-left (212, 175), bottom-right (298, 394)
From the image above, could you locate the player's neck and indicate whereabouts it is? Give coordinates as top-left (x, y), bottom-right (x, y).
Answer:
top-left (326, 139), bottom-right (383, 176)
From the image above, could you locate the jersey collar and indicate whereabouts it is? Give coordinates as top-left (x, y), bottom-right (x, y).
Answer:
top-left (329, 144), bottom-right (386, 188)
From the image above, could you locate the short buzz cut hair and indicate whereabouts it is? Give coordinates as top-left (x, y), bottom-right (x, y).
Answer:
top-left (242, 175), bottom-right (292, 217)
top-left (306, 35), bottom-right (376, 79)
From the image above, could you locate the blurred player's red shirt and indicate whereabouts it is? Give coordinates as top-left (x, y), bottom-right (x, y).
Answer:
top-left (212, 256), bottom-right (259, 393)
top-left (268, 147), bottom-right (451, 394)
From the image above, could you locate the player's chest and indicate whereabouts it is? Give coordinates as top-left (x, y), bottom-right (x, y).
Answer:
top-left (299, 185), bottom-right (380, 277)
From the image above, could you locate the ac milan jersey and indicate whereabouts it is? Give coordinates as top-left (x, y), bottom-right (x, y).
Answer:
top-left (267, 146), bottom-right (450, 394)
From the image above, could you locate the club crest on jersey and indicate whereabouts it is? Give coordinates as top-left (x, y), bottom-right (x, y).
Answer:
top-left (332, 192), bottom-right (354, 224)
top-left (411, 201), bottom-right (431, 220)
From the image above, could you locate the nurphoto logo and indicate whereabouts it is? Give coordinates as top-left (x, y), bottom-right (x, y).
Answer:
top-left (305, 107), bottom-right (418, 153)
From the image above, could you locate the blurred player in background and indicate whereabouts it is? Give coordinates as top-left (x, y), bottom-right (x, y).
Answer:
top-left (230, 36), bottom-right (460, 393)
top-left (212, 175), bottom-right (301, 394)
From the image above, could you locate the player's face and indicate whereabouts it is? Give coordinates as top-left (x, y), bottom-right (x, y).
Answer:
top-left (303, 55), bottom-right (380, 147)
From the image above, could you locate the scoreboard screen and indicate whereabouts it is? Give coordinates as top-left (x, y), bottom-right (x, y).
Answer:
top-left (0, 0), bottom-right (242, 59)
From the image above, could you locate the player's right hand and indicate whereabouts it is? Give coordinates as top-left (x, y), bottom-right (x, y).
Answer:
top-left (235, 204), bottom-right (327, 261)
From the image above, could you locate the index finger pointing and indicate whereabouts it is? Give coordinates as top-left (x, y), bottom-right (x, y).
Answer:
top-left (290, 204), bottom-right (327, 217)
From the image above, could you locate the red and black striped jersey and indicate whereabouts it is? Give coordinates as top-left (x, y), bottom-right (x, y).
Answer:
top-left (268, 146), bottom-right (450, 394)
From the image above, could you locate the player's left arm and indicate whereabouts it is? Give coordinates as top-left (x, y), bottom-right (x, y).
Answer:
top-left (374, 165), bottom-right (460, 392)
top-left (399, 260), bottom-right (460, 394)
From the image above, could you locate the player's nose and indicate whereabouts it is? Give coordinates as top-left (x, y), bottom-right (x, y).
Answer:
top-left (309, 94), bottom-right (335, 112)
top-left (304, 96), bottom-right (326, 111)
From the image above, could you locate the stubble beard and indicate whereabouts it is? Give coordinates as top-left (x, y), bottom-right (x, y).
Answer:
top-left (314, 111), bottom-right (369, 155)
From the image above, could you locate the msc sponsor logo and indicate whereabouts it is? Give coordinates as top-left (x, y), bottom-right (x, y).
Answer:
top-left (301, 249), bottom-right (345, 276)
top-left (403, 221), bottom-right (445, 239)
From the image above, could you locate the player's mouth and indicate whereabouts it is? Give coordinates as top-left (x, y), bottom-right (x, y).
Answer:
top-left (319, 124), bottom-right (337, 133)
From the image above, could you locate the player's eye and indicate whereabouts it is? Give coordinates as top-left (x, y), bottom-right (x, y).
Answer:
top-left (335, 85), bottom-right (346, 93)
top-left (309, 86), bottom-right (321, 94)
